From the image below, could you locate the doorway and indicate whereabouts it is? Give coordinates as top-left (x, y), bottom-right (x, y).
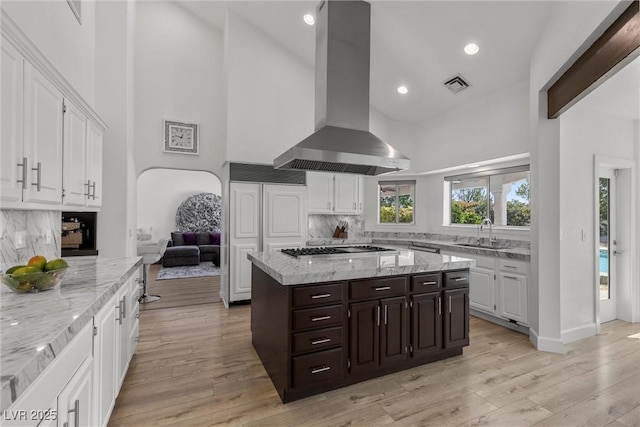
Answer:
top-left (595, 157), bottom-right (635, 330)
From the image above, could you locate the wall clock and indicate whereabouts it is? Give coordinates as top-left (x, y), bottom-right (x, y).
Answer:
top-left (163, 120), bottom-right (199, 155)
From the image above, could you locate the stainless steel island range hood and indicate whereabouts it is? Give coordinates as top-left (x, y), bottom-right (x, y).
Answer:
top-left (273, 0), bottom-right (410, 176)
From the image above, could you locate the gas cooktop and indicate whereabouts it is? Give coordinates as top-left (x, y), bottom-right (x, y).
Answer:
top-left (281, 246), bottom-right (396, 258)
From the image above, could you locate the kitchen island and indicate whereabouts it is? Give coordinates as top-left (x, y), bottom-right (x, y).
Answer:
top-left (1, 256), bottom-right (142, 426)
top-left (248, 248), bottom-right (474, 403)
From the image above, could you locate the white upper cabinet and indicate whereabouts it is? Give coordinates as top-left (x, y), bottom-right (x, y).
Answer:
top-left (1, 40), bottom-right (24, 203)
top-left (22, 62), bottom-right (64, 206)
top-left (1, 31), bottom-right (106, 211)
top-left (307, 172), bottom-right (361, 215)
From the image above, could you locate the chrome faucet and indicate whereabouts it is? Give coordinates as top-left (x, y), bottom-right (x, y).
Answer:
top-left (480, 217), bottom-right (497, 245)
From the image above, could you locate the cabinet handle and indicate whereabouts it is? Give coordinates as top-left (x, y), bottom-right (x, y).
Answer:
top-left (359, 202), bottom-right (362, 211)
top-left (68, 398), bottom-right (79, 427)
top-left (374, 286), bottom-right (391, 291)
top-left (422, 281), bottom-right (437, 286)
top-left (452, 277), bottom-right (466, 282)
top-left (121, 297), bottom-right (126, 320)
top-left (503, 265), bottom-right (517, 269)
top-left (449, 296), bottom-right (452, 313)
top-left (90, 181), bottom-right (96, 200)
top-left (504, 275), bottom-right (519, 280)
top-left (311, 315), bottom-right (331, 322)
top-left (17, 157), bottom-right (27, 189)
top-left (376, 305), bottom-right (380, 326)
top-left (311, 338), bottom-right (331, 345)
top-left (31, 162), bottom-right (42, 191)
top-left (438, 297), bottom-right (441, 316)
top-left (384, 305), bottom-right (388, 325)
top-left (310, 365), bottom-right (331, 374)
top-left (311, 293), bottom-right (331, 299)
top-left (84, 180), bottom-right (91, 197)
top-left (115, 303), bottom-right (121, 323)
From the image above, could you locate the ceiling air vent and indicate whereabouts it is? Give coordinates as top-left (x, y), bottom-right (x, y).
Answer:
top-left (444, 74), bottom-right (471, 94)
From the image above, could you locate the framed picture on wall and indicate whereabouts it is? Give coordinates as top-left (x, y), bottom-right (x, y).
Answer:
top-left (163, 120), bottom-right (199, 155)
top-left (67, 0), bottom-right (82, 24)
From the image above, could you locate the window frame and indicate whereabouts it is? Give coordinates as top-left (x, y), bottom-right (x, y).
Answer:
top-left (445, 165), bottom-right (530, 228)
top-left (377, 180), bottom-right (416, 225)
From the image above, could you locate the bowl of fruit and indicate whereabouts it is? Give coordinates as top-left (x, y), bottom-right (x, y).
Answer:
top-left (1, 256), bottom-right (69, 293)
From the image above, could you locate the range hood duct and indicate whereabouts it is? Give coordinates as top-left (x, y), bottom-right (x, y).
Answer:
top-left (274, 0), bottom-right (410, 176)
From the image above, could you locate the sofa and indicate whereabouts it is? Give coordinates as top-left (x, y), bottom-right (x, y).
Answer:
top-left (162, 231), bottom-right (220, 267)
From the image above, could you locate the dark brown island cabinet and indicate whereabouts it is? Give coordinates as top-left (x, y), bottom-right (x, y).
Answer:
top-left (251, 265), bottom-right (470, 403)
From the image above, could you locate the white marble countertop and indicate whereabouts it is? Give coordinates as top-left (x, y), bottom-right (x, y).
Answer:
top-left (248, 249), bottom-right (475, 285)
top-left (373, 238), bottom-right (531, 261)
top-left (0, 256), bottom-right (142, 412)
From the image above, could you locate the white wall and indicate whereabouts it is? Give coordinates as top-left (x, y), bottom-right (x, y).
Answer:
top-left (225, 10), bottom-right (314, 164)
top-left (137, 168), bottom-right (222, 241)
top-left (559, 107), bottom-right (636, 338)
top-left (528, 0), bottom-right (628, 352)
top-left (414, 80), bottom-right (530, 172)
top-left (2, 0), bottom-right (96, 105)
top-left (134, 1), bottom-right (226, 178)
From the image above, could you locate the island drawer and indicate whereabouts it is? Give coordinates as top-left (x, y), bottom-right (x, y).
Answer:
top-left (292, 305), bottom-right (343, 331)
top-left (443, 271), bottom-right (469, 288)
top-left (410, 273), bottom-right (441, 293)
top-left (292, 282), bottom-right (344, 308)
top-left (292, 347), bottom-right (343, 389)
top-left (292, 326), bottom-right (342, 354)
top-left (349, 277), bottom-right (407, 300)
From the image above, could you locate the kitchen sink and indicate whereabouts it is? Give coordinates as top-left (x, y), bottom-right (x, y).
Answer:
top-left (453, 243), bottom-right (510, 250)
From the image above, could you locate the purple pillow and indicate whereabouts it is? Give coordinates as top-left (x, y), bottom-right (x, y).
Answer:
top-left (209, 232), bottom-right (221, 245)
top-left (183, 232), bottom-right (197, 245)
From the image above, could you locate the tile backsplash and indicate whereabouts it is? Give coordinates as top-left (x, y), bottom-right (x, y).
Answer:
top-left (0, 210), bottom-right (61, 269)
top-left (308, 214), bottom-right (365, 239)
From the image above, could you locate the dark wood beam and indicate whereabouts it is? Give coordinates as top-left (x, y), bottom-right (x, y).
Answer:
top-left (547, 1), bottom-right (640, 119)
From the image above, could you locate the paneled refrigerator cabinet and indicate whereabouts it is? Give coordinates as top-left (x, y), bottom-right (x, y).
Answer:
top-left (225, 182), bottom-right (307, 304)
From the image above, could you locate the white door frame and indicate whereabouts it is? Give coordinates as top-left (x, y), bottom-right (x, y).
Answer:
top-left (594, 155), bottom-right (637, 333)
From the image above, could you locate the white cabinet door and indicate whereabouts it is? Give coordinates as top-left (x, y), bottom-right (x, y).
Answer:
top-left (116, 283), bottom-right (131, 390)
top-left (57, 355), bottom-right (93, 427)
top-left (333, 174), bottom-right (359, 214)
top-left (86, 122), bottom-right (103, 208)
top-left (23, 63), bottom-right (63, 205)
top-left (62, 100), bottom-right (87, 207)
top-left (93, 294), bottom-right (117, 427)
top-left (498, 271), bottom-right (528, 325)
top-left (470, 265), bottom-right (496, 314)
top-left (263, 184), bottom-right (307, 251)
top-left (1, 39), bottom-right (24, 203)
top-left (229, 182), bottom-right (260, 302)
top-left (306, 172), bottom-right (333, 213)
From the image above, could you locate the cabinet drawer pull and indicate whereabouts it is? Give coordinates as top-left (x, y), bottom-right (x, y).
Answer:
top-left (310, 365), bottom-right (331, 374)
top-left (438, 297), bottom-right (441, 315)
top-left (422, 281), bottom-right (437, 286)
top-left (452, 277), bottom-right (466, 282)
top-left (504, 275), bottom-right (519, 280)
top-left (31, 162), bottom-right (42, 191)
top-left (374, 286), bottom-right (391, 291)
top-left (311, 338), bottom-right (331, 345)
top-left (311, 315), bottom-right (331, 322)
top-left (311, 293), bottom-right (331, 299)
top-left (503, 265), bottom-right (517, 269)
top-left (17, 157), bottom-right (27, 189)
top-left (449, 296), bottom-right (452, 313)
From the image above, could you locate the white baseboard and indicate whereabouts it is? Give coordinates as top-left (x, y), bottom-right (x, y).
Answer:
top-left (529, 328), bottom-right (565, 353)
top-left (562, 323), bottom-right (597, 343)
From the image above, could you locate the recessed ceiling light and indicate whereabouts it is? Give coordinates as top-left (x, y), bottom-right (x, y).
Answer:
top-left (464, 43), bottom-right (480, 55)
top-left (397, 86), bottom-right (408, 95)
top-left (303, 14), bottom-right (315, 26)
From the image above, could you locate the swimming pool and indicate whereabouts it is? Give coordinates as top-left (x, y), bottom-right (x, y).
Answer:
top-left (599, 249), bottom-right (609, 274)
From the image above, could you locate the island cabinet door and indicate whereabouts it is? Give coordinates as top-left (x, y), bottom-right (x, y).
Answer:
top-left (443, 288), bottom-right (469, 349)
top-left (379, 297), bottom-right (408, 367)
top-left (349, 300), bottom-right (379, 376)
top-left (411, 292), bottom-right (442, 358)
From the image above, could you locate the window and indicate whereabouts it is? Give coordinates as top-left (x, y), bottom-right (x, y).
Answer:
top-left (378, 180), bottom-right (415, 224)
top-left (446, 165), bottom-right (530, 227)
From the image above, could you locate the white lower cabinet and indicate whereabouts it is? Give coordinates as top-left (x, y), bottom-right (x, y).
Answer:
top-left (57, 356), bottom-right (93, 427)
top-left (442, 251), bottom-right (529, 327)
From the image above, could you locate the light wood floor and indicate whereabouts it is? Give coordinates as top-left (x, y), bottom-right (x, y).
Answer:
top-left (110, 292), bottom-right (640, 426)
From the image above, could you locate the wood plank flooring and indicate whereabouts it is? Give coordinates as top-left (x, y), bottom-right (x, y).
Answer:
top-left (110, 292), bottom-right (640, 426)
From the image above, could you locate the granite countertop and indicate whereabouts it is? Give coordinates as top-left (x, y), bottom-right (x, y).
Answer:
top-left (372, 238), bottom-right (530, 261)
top-left (0, 256), bottom-right (142, 412)
top-left (248, 249), bottom-right (475, 285)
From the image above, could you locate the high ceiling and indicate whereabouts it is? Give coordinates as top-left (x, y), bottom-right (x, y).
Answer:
top-left (178, 1), bottom-right (638, 124)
